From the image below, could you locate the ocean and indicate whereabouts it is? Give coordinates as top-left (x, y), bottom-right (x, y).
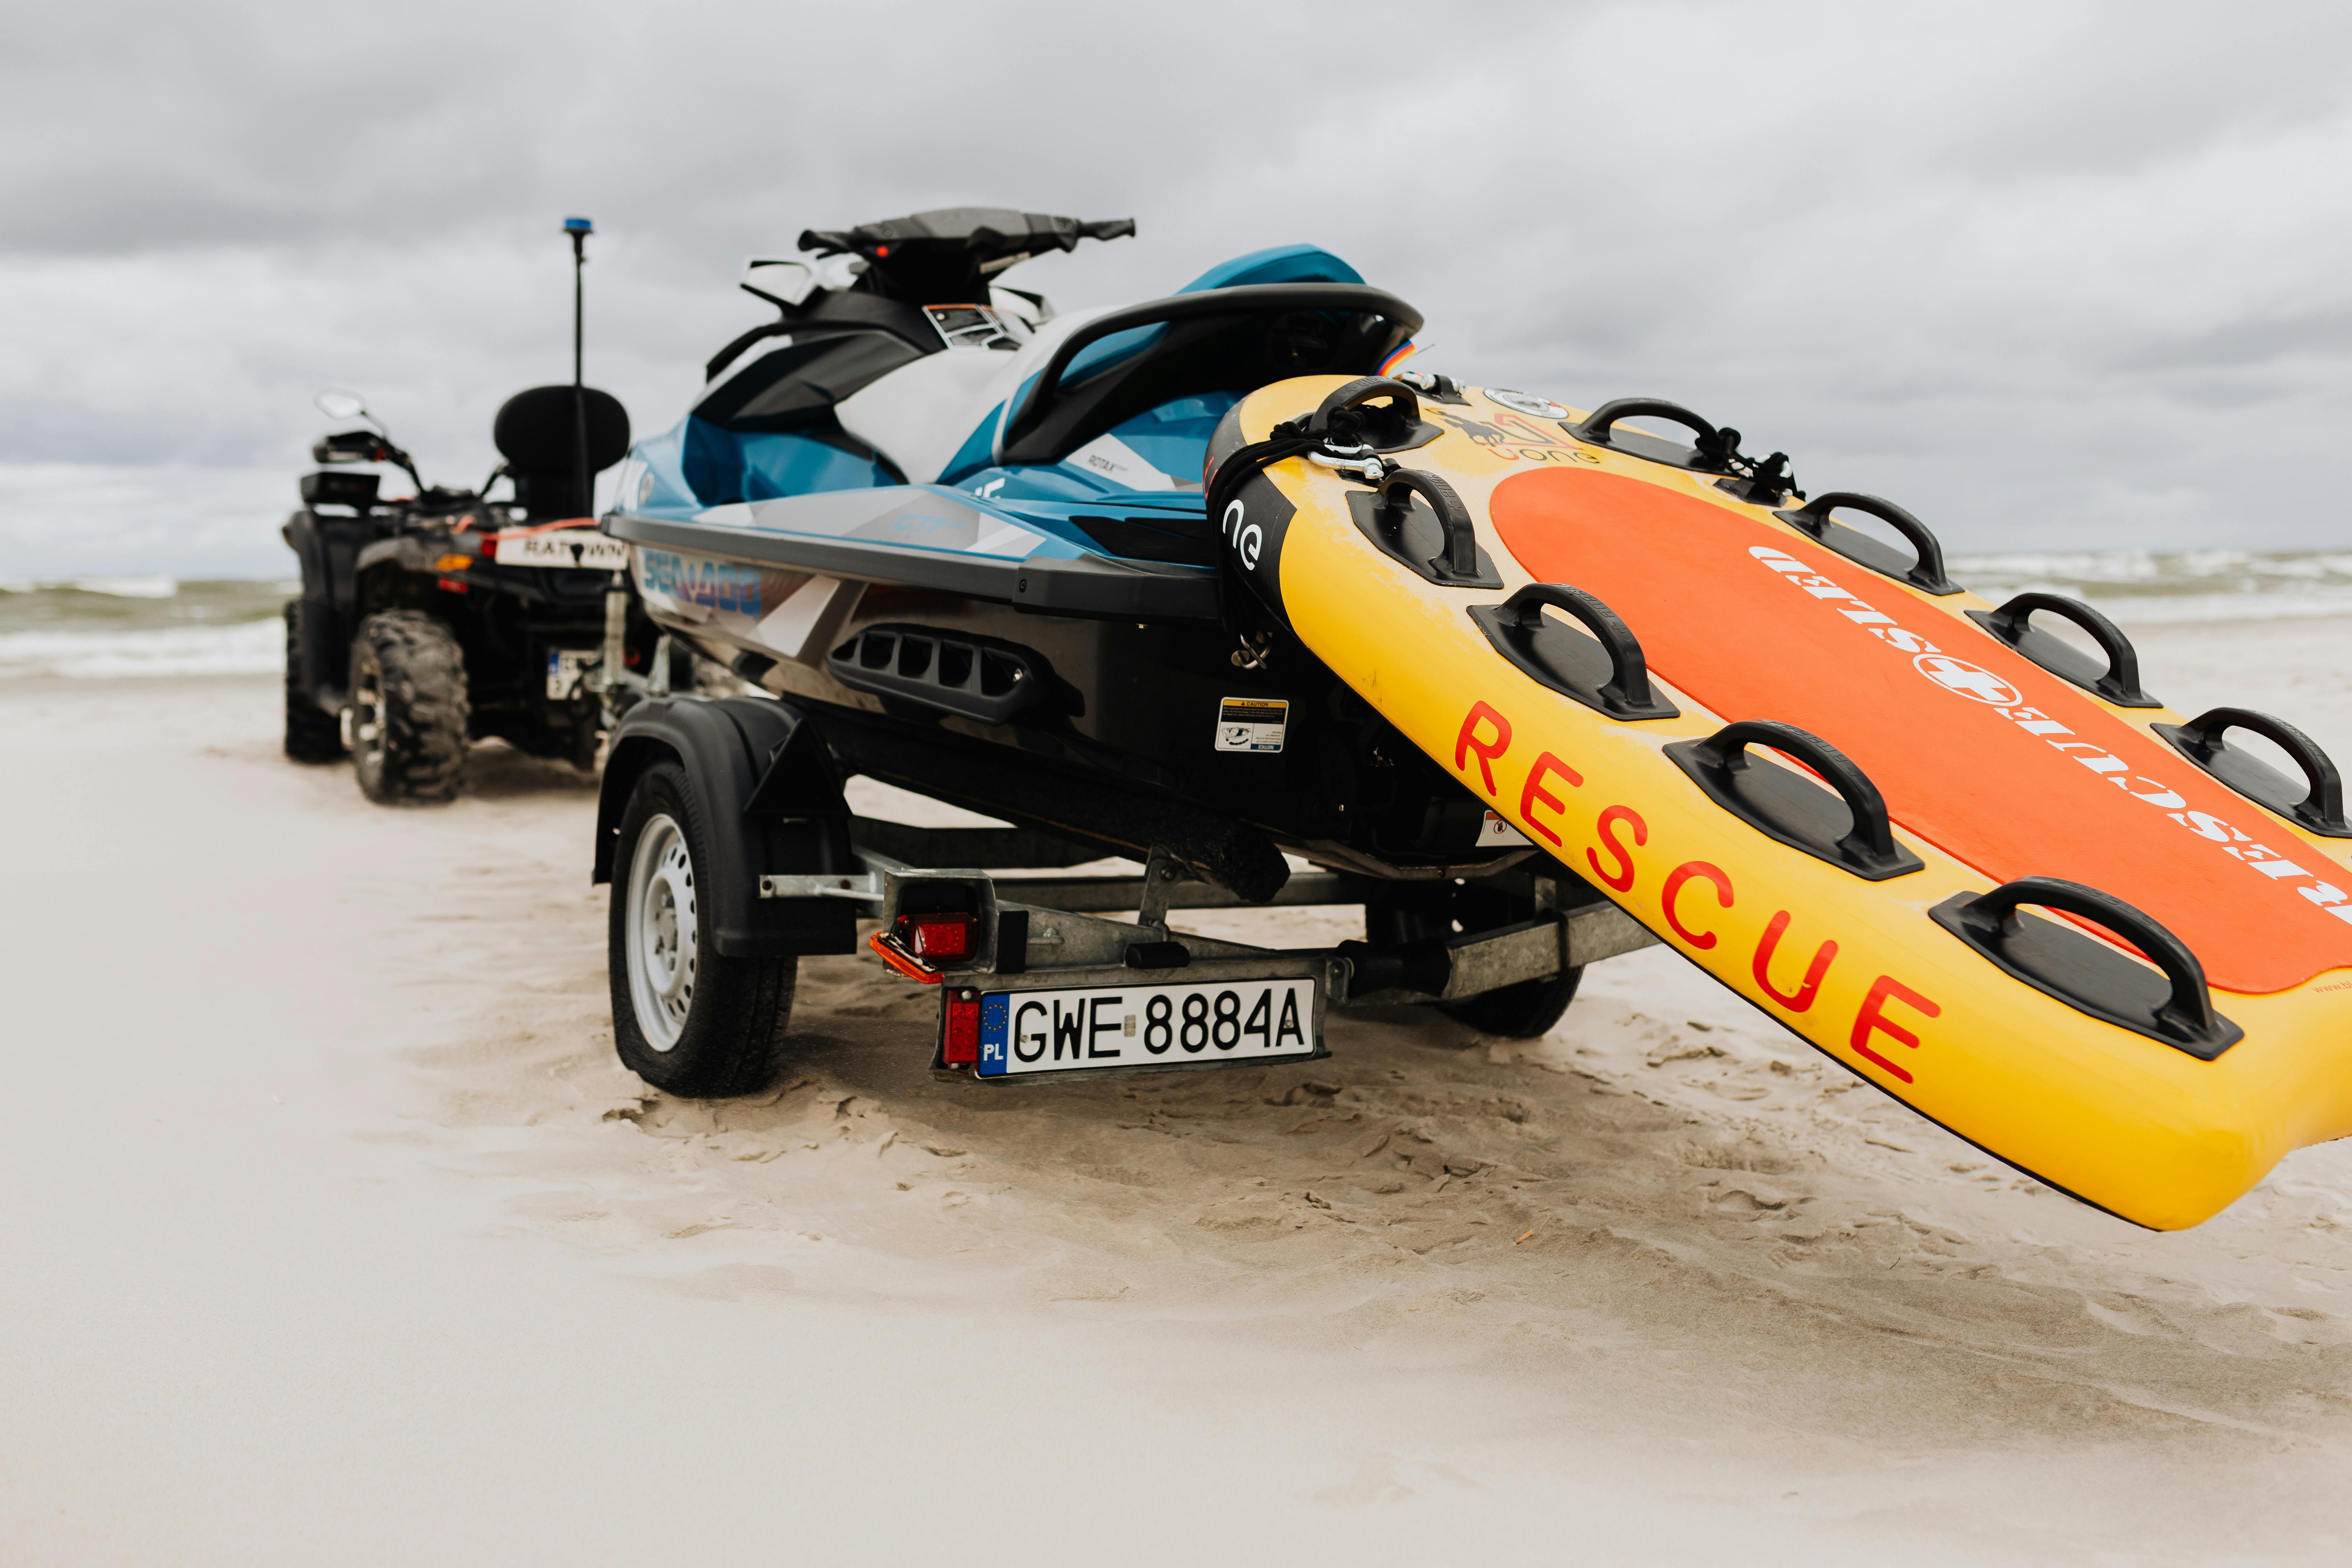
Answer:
top-left (7, 550), bottom-right (2352, 679)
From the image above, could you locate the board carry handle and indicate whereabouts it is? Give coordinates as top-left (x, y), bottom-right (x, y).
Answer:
top-left (1376, 468), bottom-right (1480, 581)
top-left (1307, 376), bottom-right (1421, 441)
top-left (1966, 592), bottom-right (2159, 707)
top-left (1931, 876), bottom-right (2239, 1055)
top-left (1777, 491), bottom-right (1959, 595)
top-left (1692, 720), bottom-right (1901, 864)
top-left (1565, 398), bottom-right (1727, 468)
top-left (1669, 719), bottom-right (1923, 879)
top-left (1466, 583), bottom-right (1679, 720)
top-left (2155, 706), bottom-right (2352, 838)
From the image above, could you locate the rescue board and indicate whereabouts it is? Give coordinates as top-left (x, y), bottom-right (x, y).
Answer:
top-left (1209, 374), bottom-right (2352, 1229)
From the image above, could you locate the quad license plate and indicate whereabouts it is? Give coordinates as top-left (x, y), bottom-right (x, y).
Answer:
top-left (975, 977), bottom-right (1318, 1078)
top-left (502, 531), bottom-right (630, 570)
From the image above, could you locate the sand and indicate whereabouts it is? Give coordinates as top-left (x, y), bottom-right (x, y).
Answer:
top-left (5, 616), bottom-right (2352, 1564)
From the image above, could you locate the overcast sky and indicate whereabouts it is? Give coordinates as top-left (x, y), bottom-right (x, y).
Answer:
top-left (7, 0), bottom-right (2352, 577)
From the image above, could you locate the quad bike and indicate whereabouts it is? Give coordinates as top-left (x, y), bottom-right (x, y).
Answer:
top-left (279, 384), bottom-right (667, 801)
top-left (281, 219), bottom-right (681, 802)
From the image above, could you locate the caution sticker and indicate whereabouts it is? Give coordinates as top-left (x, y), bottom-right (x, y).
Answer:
top-left (1480, 810), bottom-right (1533, 847)
top-left (1214, 697), bottom-right (1288, 754)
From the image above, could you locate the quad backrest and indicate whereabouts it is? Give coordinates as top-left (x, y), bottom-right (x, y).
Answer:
top-left (494, 385), bottom-right (632, 520)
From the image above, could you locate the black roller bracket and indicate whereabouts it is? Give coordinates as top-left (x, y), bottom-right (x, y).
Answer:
top-left (826, 623), bottom-right (1058, 724)
top-left (1930, 877), bottom-right (2242, 1058)
top-left (1966, 593), bottom-right (2159, 708)
top-left (1467, 583), bottom-right (1679, 720)
top-left (1665, 720), bottom-right (1924, 880)
top-left (1304, 376), bottom-right (1442, 454)
top-left (1562, 397), bottom-right (1800, 506)
top-left (1344, 468), bottom-right (1504, 589)
top-left (2154, 706), bottom-right (2352, 838)
top-left (1774, 492), bottom-right (1960, 596)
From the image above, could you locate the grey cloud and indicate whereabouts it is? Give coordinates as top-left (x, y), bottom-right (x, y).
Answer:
top-left (8, 0), bottom-right (2352, 575)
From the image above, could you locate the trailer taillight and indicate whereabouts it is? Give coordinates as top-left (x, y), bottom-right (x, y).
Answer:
top-left (942, 988), bottom-right (980, 1065)
top-left (907, 914), bottom-right (973, 959)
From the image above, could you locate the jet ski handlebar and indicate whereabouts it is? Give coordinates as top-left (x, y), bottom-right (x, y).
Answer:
top-left (1001, 283), bottom-right (1423, 459)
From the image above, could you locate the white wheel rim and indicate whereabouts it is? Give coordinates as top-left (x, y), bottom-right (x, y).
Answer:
top-left (352, 651), bottom-right (385, 771)
top-left (625, 813), bottom-right (698, 1051)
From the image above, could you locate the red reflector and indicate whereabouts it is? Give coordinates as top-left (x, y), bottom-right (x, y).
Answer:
top-left (910, 916), bottom-right (972, 958)
top-left (943, 990), bottom-right (980, 1064)
top-left (435, 576), bottom-right (469, 594)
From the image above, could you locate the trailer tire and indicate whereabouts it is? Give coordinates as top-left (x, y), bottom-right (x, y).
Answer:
top-left (282, 601), bottom-right (345, 763)
top-left (1436, 966), bottom-right (1583, 1039)
top-left (609, 760), bottom-right (797, 1097)
top-left (1366, 890), bottom-right (1584, 1040)
top-left (350, 610), bottom-right (469, 804)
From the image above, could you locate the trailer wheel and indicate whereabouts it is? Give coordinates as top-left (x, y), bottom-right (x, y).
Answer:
top-left (1366, 890), bottom-right (1584, 1040)
top-left (1436, 966), bottom-right (1583, 1039)
top-left (609, 760), bottom-right (797, 1097)
top-left (282, 601), bottom-right (345, 763)
top-left (350, 610), bottom-right (469, 804)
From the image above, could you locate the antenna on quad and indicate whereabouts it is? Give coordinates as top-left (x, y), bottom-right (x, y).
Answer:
top-left (564, 216), bottom-right (593, 518)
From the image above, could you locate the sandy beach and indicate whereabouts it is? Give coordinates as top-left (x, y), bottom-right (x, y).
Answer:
top-left (7, 613), bottom-right (2352, 1564)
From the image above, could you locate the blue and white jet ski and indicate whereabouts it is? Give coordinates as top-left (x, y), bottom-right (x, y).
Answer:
top-left (592, 208), bottom-right (1653, 1098)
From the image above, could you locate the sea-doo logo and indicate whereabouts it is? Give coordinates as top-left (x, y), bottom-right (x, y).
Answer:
top-left (1911, 654), bottom-right (2021, 707)
top-left (638, 549), bottom-right (762, 616)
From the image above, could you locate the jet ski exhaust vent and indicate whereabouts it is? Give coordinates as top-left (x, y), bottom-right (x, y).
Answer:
top-left (827, 624), bottom-right (1054, 724)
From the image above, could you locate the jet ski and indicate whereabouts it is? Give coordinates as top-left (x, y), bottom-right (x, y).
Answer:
top-left (593, 208), bottom-right (2352, 1228)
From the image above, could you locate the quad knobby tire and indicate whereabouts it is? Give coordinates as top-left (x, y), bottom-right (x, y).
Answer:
top-left (282, 601), bottom-right (345, 763)
top-left (349, 610), bottom-right (470, 804)
top-left (609, 761), bottom-right (798, 1097)
top-left (1365, 892), bottom-right (1584, 1040)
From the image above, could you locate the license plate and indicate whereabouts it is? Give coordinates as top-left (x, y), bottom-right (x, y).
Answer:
top-left (546, 648), bottom-right (595, 699)
top-left (502, 531), bottom-right (630, 570)
top-left (976, 977), bottom-right (1318, 1078)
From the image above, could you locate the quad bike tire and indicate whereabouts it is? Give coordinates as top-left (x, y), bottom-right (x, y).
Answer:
top-left (609, 760), bottom-right (797, 1097)
top-left (350, 610), bottom-right (470, 804)
top-left (1365, 891), bottom-right (1584, 1040)
top-left (282, 601), bottom-right (345, 764)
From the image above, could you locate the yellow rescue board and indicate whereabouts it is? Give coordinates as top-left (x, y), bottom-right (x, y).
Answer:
top-left (1222, 375), bottom-right (2352, 1229)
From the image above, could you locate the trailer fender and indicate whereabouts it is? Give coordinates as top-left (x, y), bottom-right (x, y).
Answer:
top-left (595, 696), bottom-right (860, 957)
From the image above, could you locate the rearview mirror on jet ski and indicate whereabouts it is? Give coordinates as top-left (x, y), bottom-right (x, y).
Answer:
top-left (741, 259), bottom-right (818, 308)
